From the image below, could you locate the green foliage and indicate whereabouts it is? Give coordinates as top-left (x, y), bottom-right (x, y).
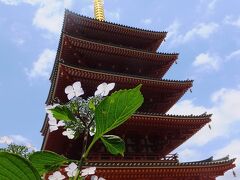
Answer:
top-left (29, 151), bottom-right (68, 176)
top-left (50, 105), bottom-right (76, 122)
top-left (85, 85), bottom-right (143, 157)
top-left (0, 85), bottom-right (144, 179)
top-left (101, 135), bottom-right (125, 156)
top-left (0, 144), bottom-right (34, 159)
top-left (0, 152), bottom-right (41, 180)
top-left (95, 85), bottom-right (143, 137)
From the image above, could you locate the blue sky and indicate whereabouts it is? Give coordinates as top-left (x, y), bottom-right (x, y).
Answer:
top-left (0, 0), bottom-right (239, 179)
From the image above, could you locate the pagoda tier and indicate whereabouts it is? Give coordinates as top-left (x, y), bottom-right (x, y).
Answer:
top-left (84, 156), bottom-right (236, 180)
top-left (64, 10), bottom-right (167, 51)
top-left (56, 34), bottom-right (178, 78)
top-left (46, 63), bottom-right (192, 114)
top-left (41, 113), bottom-right (210, 160)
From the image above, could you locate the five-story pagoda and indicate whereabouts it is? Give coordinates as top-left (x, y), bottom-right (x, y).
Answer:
top-left (41, 1), bottom-right (236, 179)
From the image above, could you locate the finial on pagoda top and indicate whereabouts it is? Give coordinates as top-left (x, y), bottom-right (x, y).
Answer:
top-left (94, 0), bottom-right (105, 21)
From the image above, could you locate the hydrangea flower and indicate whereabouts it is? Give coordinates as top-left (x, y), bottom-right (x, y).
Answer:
top-left (62, 128), bottom-right (75, 139)
top-left (94, 82), bottom-right (115, 96)
top-left (65, 81), bottom-right (84, 100)
top-left (48, 114), bottom-right (65, 132)
top-left (91, 175), bottom-right (106, 180)
top-left (64, 162), bottom-right (78, 177)
top-left (0, 136), bottom-right (13, 145)
top-left (81, 167), bottom-right (96, 177)
top-left (48, 171), bottom-right (65, 180)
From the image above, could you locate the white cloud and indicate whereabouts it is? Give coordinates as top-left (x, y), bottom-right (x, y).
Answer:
top-left (33, 0), bottom-right (72, 34)
top-left (181, 23), bottom-right (218, 42)
top-left (177, 148), bottom-right (203, 162)
top-left (207, 0), bottom-right (220, 11)
top-left (193, 53), bottom-right (220, 70)
top-left (167, 22), bottom-right (219, 45)
top-left (224, 15), bottom-right (240, 28)
top-left (215, 139), bottom-right (239, 165)
top-left (226, 49), bottom-right (240, 60)
top-left (165, 20), bottom-right (181, 40)
top-left (0, 134), bottom-right (36, 149)
top-left (141, 18), bottom-right (152, 25)
top-left (215, 140), bottom-right (239, 180)
top-left (0, 0), bottom-right (39, 5)
top-left (0, 0), bottom-right (73, 35)
top-left (25, 49), bottom-right (55, 78)
top-left (168, 87), bottom-right (240, 146)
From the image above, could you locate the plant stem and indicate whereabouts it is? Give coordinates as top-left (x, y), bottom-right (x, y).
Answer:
top-left (74, 130), bottom-right (89, 180)
top-left (82, 137), bottom-right (98, 159)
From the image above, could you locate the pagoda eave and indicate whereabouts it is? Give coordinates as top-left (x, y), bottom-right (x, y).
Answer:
top-left (85, 158), bottom-right (236, 180)
top-left (61, 34), bottom-right (178, 62)
top-left (57, 34), bottom-right (177, 78)
top-left (64, 10), bottom-right (167, 51)
top-left (46, 63), bottom-right (193, 114)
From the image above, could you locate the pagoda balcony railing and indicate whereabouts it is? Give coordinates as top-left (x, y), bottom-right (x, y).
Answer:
top-left (88, 153), bottom-right (179, 162)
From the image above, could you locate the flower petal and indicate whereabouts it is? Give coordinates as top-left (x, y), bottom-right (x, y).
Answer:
top-left (107, 83), bottom-right (115, 91)
top-left (75, 88), bottom-right (84, 97)
top-left (94, 89), bottom-right (102, 96)
top-left (65, 85), bottom-right (74, 94)
top-left (81, 167), bottom-right (96, 177)
top-left (67, 92), bottom-right (75, 100)
top-left (97, 82), bottom-right (107, 91)
top-left (91, 175), bottom-right (98, 180)
top-left (68, 162), bottom-right (78, 170)
top-left (48, 118), bottom-right (57, 126)
top-left (48, 171), bottom-right (65, 180)
top-left (72, 81), bottom-right (82, 90)
top-left (49, 125), bottom-right (58, 132)
top-left (57, 121), bottom-right (65, 127)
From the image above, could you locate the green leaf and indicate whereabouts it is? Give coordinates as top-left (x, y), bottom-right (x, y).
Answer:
top-left (50, 105), bottom-right (76, 122)
top-left (95, 84), bottom-right (143, 138)
top-left (101, 135), bottom-right (125, 156)
top-left (0, 152), bottom-right (41, 180)
top-left (29, 151), bottom-right (68, 176)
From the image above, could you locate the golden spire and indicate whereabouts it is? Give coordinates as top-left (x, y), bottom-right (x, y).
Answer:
top-left (94, 0), bottom-right (105, 21)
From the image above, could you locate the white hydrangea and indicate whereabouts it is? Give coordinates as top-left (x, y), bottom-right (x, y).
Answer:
top-left (48, 171), bottom-right (65, 180)
top-left (94, 82), bottom-right (115, 96)
top-left (65, 81), bottom-right (84, 100)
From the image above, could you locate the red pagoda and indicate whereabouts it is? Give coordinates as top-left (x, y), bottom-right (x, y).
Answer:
top-left (41, 2), bottom-right (236, 179)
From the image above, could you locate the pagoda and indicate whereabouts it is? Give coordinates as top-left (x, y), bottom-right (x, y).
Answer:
top-left (41, 1), bottom-right (236, 179)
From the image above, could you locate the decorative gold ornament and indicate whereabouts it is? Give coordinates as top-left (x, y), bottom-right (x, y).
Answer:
top-left (94, 0), bottom-right (105, 21)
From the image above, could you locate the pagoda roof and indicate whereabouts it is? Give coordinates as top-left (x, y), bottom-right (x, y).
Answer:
top-left (57, 34), bottom-right (177, 78)
top-left (64, 10), bottom-right (167, 51)
top-left (85, 157), bottom-right (236, 179)
top-left (86, 156), bottom-right (235, 167)
top-left (47, 63), bottom-right (192, 113)
top-left (108, 113), bottom-right (211, 156)
top-left (41, 113), bottom-right (210, 137)
top-left (41, 111), bottom-right (210, 158)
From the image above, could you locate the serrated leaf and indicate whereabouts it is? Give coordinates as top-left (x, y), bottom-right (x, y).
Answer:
top-left (0, 152), bottom-right (41, 180)
top-left (101, 135), bottom-right (125, 156)
top-left (50, 105), bottom-right (76, 122)
top-left (29, 151), bottom-right (68, 176)
top-left (94, 85), bottom-right (143, 138)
